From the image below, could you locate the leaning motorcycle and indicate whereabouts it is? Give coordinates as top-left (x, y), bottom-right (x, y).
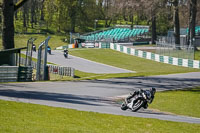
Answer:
top-left (121, 88), bottom-right (156, 112)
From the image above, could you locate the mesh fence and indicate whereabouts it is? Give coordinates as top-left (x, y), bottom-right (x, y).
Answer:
top-left (36, 36), bottom-right (50, 81)
top-left (156, 42), bottom-right (194, 60)
top-left (25, 38), bottom-right (36, 66)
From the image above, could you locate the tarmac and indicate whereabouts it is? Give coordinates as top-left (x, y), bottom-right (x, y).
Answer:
top-left (31, 50), bottom-right (135, 74)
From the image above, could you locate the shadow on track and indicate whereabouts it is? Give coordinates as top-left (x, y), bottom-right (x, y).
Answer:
top-left (86, 77), bottom-right (200, 91)
top-left (0, 89), bottom-right (112, 106)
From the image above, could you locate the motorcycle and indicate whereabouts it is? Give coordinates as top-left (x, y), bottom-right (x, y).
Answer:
top-left (121, 88), bottom-right (156, 112)
top-left (64, 50), bottom-right (68, 58)
top-left (32, 44), bottom-right (36, 52)
top-left (47, 46), bottom-right (51, 54)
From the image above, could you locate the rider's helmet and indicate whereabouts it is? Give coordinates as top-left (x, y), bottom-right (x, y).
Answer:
top-left (150, 87), bottom-right (156, 95)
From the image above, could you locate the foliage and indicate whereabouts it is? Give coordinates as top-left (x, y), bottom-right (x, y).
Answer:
top-left (43, 0), bottom-right (98, 33)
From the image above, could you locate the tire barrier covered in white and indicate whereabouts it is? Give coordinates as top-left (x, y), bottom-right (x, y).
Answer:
top-left (48, 65), bottom-right (74, 77)
top-left (110, 43), bottom-right (200, 69)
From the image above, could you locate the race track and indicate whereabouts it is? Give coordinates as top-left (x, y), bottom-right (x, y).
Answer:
top-left (4, 50), bottom-right (200, 123)
top-left (31, 50), bottom-right (134, 74)
top-left (1, 72), bottom-right (200, 123)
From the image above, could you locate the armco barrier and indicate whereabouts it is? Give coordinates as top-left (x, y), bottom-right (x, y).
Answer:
top-left (110, 43), bottom-right (200, 69)
top-left (0, 66), bottom-right (33, 82)
top-left (0, 66), bottom-right (18, 82)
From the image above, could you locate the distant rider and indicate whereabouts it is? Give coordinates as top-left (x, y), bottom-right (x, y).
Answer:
top-left (47, 46), bottom-right (51, 54)
top-left (64, 49), bottom-right (68, 58)
top-left (32, 44), bottom-right (36, 52)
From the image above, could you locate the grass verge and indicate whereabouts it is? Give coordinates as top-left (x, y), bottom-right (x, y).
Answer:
top-left (150, 86), bottom-right (200, 118)
top-left (27, 48), bottom-right (200, 80)
top-left (24, 48), bottom-right (197, 81)
top-left (0, 100), bottom-right (199, 133)
top-left (69, 49), bottom-right (200, 76)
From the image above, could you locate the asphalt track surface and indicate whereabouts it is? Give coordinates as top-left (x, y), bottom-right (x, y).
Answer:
top-left (1, 73), bottom-right (200, 124)
top-left (2, 50), bottom-right (200, 123)
top-left (31, 50), bottom-right (134, 74)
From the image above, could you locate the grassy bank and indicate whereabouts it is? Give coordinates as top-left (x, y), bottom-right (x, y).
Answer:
top-left (0, 100), bottom-right (199, 133)
top-left (150, 86), bottom-right (200, 118)
top-left (41, 48), bottom-right (200, 80)
top-left (36, 48), bottom-right (200, 80)
top-left (69, 49), bottom-right (200, 76)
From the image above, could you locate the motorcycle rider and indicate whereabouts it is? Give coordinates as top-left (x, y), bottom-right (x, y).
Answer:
top-left (64, 48), bottom-right (68, 58)
top-left (32, 44), bottom-right (36, 52)
top-left (125, 88), bottom-right (156, 109)
top-left (47, 46), bottom-right (51, 54)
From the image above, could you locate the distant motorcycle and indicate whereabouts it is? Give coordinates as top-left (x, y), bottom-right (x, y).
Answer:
top-left (47, 46), bottom-right (51, 54)
top-left (64, 49), bottom-right (68, 58)
top-left (32, 44), bottom-right (36, 52)
top-left (121, 88), bottom-right (156, 112)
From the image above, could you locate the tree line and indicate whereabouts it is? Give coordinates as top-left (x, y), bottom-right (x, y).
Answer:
top-left (0, 0), bottom-right (199, 50)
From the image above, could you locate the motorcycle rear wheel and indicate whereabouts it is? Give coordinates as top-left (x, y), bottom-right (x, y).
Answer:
top-left (131, 99), bottom-right (144, 112)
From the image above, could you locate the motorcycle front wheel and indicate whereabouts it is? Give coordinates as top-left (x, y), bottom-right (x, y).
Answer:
top-left (121, 102), bottom-right (128, 110)
top-left (131, 99), bottom-right (144, 112)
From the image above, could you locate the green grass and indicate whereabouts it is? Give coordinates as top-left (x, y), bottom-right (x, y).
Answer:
top-left (150, 87), bottom-right (200, 118)
top-left (65, 48), bottom-right (200, 80)
top-left (195, 50), bottom-right (200, 60)
top-left (0, 34), bottom-right (68, 50)
top-left (69, 49), bottom-right (200, 77)
top-left (0, 100), bottom-right (200, 133)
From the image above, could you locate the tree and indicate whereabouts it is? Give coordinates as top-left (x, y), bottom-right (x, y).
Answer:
top-left (98, 0), bottom-right (118, 28)
top-left (44, 0), bottom-right (56, 30)
top-left (141, 0), bottom-right (165, 44)
top-left (188, 0), bottom-right (197, 48)
top-left (2, 0), bottom-right (29, 50)
top-left (40, 0), bottom-right (45, 21)
top-left (173, 0), bottom-right (180, 46)
top-left (22, 1), bottom-right (28, 32)
top-left (30, 0), bottom-right (36, 28)
top-left (1, 0), bottom-right (29, 65)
